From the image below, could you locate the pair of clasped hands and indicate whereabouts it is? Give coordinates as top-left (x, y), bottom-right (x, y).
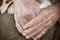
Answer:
top-left (13, 0), bottom-right (59, 40)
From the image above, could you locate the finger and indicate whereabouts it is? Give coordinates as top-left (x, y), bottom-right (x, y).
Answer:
top-left (15, 21), bottom-right (23, 34)
top-left (33, 28), bottom-right (47, 40)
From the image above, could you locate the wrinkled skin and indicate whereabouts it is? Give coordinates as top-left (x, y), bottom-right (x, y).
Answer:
top-left (13, 0), bottom-right (60, 40)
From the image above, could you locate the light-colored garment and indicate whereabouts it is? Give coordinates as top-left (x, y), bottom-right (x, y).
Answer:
top-left (39, 0), bottom-right (51, 8)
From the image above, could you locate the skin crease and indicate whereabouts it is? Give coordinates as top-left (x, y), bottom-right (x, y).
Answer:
top-left (3, 0), bottom-right (59, 40)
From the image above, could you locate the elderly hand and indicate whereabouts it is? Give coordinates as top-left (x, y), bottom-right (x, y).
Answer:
top-left (22, 4), bottom-right (59, 40)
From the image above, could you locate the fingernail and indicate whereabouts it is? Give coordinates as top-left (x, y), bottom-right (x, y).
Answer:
top-left (26, 36), bottom-right (30, 39)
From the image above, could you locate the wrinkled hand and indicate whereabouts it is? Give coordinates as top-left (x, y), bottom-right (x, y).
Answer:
top-left (22, 5), bottom-right (59, 40)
